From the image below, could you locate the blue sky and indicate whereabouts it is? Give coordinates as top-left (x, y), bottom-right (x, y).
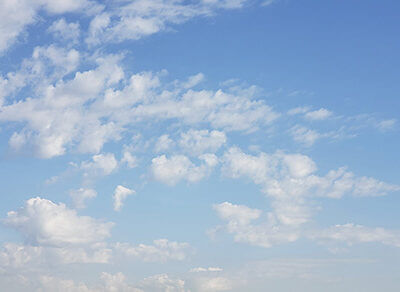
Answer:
top-left (0, 0), bottom-right (399, 291)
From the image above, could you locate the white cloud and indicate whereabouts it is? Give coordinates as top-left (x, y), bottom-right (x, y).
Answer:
top-left (33, 272), bottom-right (187, 292)
top-left (39, 275), bottom-right (93, 292)
top-left (85, 0), bottom-right (250, 45)
top-left (151, 154), bottom-right (217, 185)
top-left (0, 0), bottom-right (100, 54)
top-left (282, 153), bottom-right (317, 178)
top-left (121, 150), bottom-right (138, 169)
top-left (213, 202), bottom-right (261, 226)
top-left (287, 106), bottom-right (310, 115)
top-left (70, 188), bottom-right (97, 209)
top-left (81, 153), bottom-right (119, 176)
top-left (304, 108), bottom-right (332, 120)
top-left (48, 18), bottom-right (80, 43)
top-left (115, 239), bottom-right (189, 262)
top-left (289, 125), bottom-right (321, 147)
top-left (222, 147), bottom-right (399, 227)
top-left (217, 147), bottom-right (400, 247)
top-left (4, 197), bottom-right (113, 247)
top-left (113, 185), bottom-right (135, 211)
top-left (32, 45), bottom-right (80, 75)
top-left (1, 55), bottom-right (277, 158)
top-left (376, 119), bottom-right (396, 131)
top-left (213, 202), bottom-right (299, 247)
top-left (313, 223), bottom-right (400, 247)
top-left (179, 129), bottom-right (226, 156)
top-left (196, 276), bottom-right (232, 291)
top-left (139, 274), bottom-right (186, 292)
top-left (0, 0), bottom-right (36, 54)
top-left (182, 73), bottom-right (205, 89)
top-left (154, 134), bottom-right (175, 153)
top-left (0, 242), bottom-right (112, 269)
top-left (0, 55), bottom-right (124, 158)
top-left (190, 267), bottom-right (223, 273)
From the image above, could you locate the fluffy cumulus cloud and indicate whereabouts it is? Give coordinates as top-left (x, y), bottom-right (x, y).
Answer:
top-left (151, 154), bottom-right (218, 185)
top-left (213, 202), bottom-right (299, 247)
top-left (0, 52), bottom-right (278, 158)
top-left (113, 185), bottom-right (135, 211)
top-left (215, 147), bottom-right (400, 247)
top-left (1, 55), bottom-right (124, 158)
top-left (179, 129), bottom-right (226, 155)
top-left (48, 18), bottom-right (80, 43)
top-left (81, 153), bottom-right (119, 176)
top-left (3, 197), bottom-right (113, 246)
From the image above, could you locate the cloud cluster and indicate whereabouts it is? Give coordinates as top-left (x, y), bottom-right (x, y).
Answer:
top-left (214, 147), bottom-right (400, 247)
top-left (0, 0), bottom-right (100, 54)
top-left (1, 53), bottom-right (278, 158)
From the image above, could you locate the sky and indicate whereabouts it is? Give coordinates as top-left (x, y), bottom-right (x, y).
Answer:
top-left (0, 0), bottom-right (399, 291)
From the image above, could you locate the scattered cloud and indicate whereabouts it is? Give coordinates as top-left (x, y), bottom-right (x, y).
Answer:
top-left (151, 154), bottom-right (218, 185)
top-left (70, 188), bottom-right (97, 209)
top-left (113, 185), bottom-right (135, 211)
top-left (115, 239), bottom-right (190, 262)
top-left (304, 108), bottom-right (333, 120)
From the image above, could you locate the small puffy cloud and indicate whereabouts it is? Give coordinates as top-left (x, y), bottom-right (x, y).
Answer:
top-left (213, 202), bottom-right (299, 247)
top-left (151, 154), bottom-right (217, 186)
top-left (81, 153), bottom-right (118, 176)
top-left (113, 185), bottom-right (135, 211)
top-left (213, 202), bottom-right (261, 226)
top-left (289, 125), bottom-right (321, 147)
top-left (154, 134), bottom-right (174, 153)
top-left (115, 239), bottom-right (189, 262)
top-left (282, 154), bottom-right (317, 178)
top-left (179, 129), bottom-right (226, 156)
top-left (31, 45), bottom-right (80, 75)
top-left (48, 18), bottom-right (80, 43)
top-left (121, 150), bottom-right (138, 168)
top-left (3, 197), bottom-right (113, 247)
top-left (304, 108), bottom-right (332, 120)
top-left (69, 188), bottom-right (97, 209)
